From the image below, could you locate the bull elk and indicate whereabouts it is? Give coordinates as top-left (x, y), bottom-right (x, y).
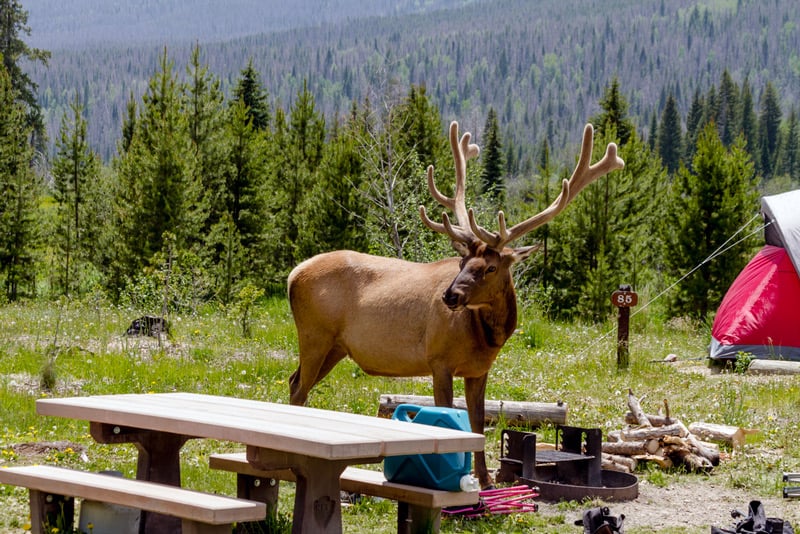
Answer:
top-left (288, 121), bottom-right (624, 487)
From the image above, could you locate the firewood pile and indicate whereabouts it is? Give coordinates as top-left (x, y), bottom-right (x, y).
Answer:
top-left (601, 389), bottom-right (754, 474)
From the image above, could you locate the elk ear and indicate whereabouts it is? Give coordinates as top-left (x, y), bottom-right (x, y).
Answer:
top-left (451, 240), bottom-right (470, 257)
top-left (511, 243), bottom-right (542, 263)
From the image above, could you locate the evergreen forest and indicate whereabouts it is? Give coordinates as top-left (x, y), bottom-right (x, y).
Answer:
top-left (1, 0), bottom-right (799, 324)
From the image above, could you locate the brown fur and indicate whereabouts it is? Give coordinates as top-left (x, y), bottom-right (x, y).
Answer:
top-left (288, 244), bottom-right (531, 488)
top-left (288, 121), bottom-right (624, 488)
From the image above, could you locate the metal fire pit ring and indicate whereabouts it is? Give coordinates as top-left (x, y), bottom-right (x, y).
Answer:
top-left (520, 469), bottom-right (639, 502)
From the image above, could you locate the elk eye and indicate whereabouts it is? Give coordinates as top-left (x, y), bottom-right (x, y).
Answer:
top-left (486, 266), bottom-right (497, 274)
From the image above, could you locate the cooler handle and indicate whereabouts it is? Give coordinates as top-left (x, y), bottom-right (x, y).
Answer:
top-left (392, 403), bottom-right (422, 422)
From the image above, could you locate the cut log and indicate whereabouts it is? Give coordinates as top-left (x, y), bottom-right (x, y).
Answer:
top-left (747, 359), bottom-right (800, 375)
top-left (601, 453), bottom-right (637, 473)
top-left (376, 394), bottom-right (567, 427)
top-left (685, 433), bottom-right (720, 466)
top-left (663, 444), bottom-right (713, 473)
top-left (624, 412), bottom-right (675, 427)
top-left (602, 440), bottom-right (648, 456)
top-left (621, 423), bottom-right (687, 441)
top-left (687, 422), bottom-right (755, 448)
top-left (602, 439), bottom-right (660, 456)
top-left (627, 389), bottom-right (651, 427)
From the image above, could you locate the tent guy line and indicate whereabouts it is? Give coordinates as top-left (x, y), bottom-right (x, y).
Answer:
top-left (569, 213), bottom-right (766, 362)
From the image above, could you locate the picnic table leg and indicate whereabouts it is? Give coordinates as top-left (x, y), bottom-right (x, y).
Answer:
top-left (247, 447), bottom-right (377, 534)
top-left (398, 502), bottom-right (442, 534)
top-left (90, 423), bottom-right (189, 534)
top-left (135, 432), bottom-right (190, 534)
top-left (28, 490), bottom-right (74, 534)
top-left (290, 457), bottom-right (350, 534)
top-left (233, 472), bottom-right (281, 534)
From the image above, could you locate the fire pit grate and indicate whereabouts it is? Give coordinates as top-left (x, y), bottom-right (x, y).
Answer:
top-left (497, 425), bottom-right (638, 502)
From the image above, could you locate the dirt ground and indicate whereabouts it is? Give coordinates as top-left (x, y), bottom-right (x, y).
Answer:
top-left (542, 477), bottom-right (800, 533)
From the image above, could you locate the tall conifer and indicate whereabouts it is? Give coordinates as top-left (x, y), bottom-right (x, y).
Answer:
top-left (658, 93), bottom-right (682, 174)
top-left (51, 93), bottom-right (101, 296)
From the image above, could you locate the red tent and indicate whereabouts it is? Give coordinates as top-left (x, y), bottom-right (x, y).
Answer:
top-left (710, 190), bottom-right (800, 361)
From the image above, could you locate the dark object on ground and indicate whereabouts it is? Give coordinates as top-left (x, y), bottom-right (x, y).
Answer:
top-left (125, 316), bottom-right (169, 337)
top-left (711, 500), bottom-right (795, 533)
top-left (574, 506), bottom-right (625, 533)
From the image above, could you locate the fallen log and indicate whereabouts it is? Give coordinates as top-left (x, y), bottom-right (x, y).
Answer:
top-left (621, 423), bottom-right (687, 441)
top-left (376, 394), bottom-right (567, 426)
top-left (602, 453), bottom-right (637, 473)
top-left (747, 359), bottom-right (800, 375)
top-left (661, 436), bottom-right (713, 472)
top-left (627, 389), bottom-right (651, 427)
top-left (687, 422), bottom-right (754, 448)
top-left (624, 412), bottom-right (674, 427)
top-left (685, 433), bottom-right (721, 466)
top-left (602, 439), bottom-right (661, 456)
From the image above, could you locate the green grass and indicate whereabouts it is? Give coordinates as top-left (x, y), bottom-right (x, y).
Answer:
top-left (1, 298), bottom-right (800, 533)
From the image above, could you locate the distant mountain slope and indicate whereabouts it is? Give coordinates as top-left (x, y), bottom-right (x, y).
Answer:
top-left (24, 0), bottom-right (473, 48)
top-left (25, 0), bottom-right (800, 165)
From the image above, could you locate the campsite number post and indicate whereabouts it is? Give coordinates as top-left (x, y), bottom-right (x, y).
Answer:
top-left (611, 284), bottom-right (638, 369)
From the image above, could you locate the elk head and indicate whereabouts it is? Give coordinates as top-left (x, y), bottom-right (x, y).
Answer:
top-left (420, 121), bottom-right (625, 310)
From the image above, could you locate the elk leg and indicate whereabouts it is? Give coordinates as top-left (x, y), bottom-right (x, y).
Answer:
top-left (289, 344), bottom-right (346, 406)
top-left (431, 370), bottom-right (454, 407)
top-left (465, 374), bottom-right (492, 488)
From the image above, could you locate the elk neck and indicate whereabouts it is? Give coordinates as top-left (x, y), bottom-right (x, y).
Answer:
top-left (471, 280), bottom-right (518, 349)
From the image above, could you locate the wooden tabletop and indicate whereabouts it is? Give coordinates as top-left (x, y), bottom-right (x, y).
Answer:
top-left (36, 392), bottom-right (485, 460)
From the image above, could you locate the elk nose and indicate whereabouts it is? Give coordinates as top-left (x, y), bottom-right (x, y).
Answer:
top-left (442, 289), bottom-right (461, 309)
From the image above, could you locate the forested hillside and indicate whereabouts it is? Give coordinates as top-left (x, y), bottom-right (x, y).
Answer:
top-left (25, 0), bottom-right (800, 165)
top-left (1, 0), bottom-right (798, 324)
top-left (23, 0), bottom-right (469, 48)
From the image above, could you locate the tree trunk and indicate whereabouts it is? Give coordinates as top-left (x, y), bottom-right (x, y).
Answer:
top-left (377, 394), bottom-right (567, 427)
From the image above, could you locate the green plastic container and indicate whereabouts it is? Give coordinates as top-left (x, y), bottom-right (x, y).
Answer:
top-left (383, 404), bottom-right (475, 491)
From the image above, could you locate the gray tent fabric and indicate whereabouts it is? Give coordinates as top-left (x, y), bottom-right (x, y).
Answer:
top-left (762, 190), bottom-right (800, 273)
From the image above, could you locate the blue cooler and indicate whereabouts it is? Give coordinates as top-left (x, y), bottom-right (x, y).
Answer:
top-left (383, 404), bottom-right (477, 491)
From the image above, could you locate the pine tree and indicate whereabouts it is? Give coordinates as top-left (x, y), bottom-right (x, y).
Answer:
top-left (233, 58), bottom-right (270, 131)
top-left (51, 93), bottom-right (101, 296)
top-left (591, 77), bottom-right (634, 146)
top-left (182, 45), bottom-right (228, 249)
top-left (542, 127), bottom-right (666, 321)
top-left (718, 69), bottom-right (739, 147)
top-left (658, 93), bottom-right (682, 174)
top-left (296, 117), bottom-right (369, 261)
top-left (776, 108), bottom-right (799, 182)
top-left (684, 88), bottom-right (705, 166)
top-left (263, 80), bottom-right (325, 278)
top-left (112, 49), bottom-right (195, 287)
top-left (757, 81), bottom-right (782, 178)
top-left (664, 123), bottom-right (759, 320)
top-left (120, 91), bottom-right (137, 153)
top-left (396, 85), bottom-right (447, 173)
top-left (0, 0), bottom-right (50, 150)
top-left (647, 111), bottom-right (658, 152)
top-left (480, 107), bottom-right (505, 204)
top-left (0, 62), bottom-right (39, 300)
top-left (738, 77), bottom-right (758, 160)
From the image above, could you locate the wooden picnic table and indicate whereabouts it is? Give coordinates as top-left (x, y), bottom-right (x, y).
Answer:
top-left (36, 392), bottom-right (484, 534)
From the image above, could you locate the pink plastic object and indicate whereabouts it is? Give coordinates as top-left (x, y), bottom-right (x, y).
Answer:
top-left (442, 484), bottom-right (539, 518)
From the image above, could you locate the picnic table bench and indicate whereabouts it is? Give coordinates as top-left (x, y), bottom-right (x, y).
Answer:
top-left (209, 451), bottom-right (480, 534)
top-left (28, 392), bottom-right (484, 534)
top-left (0, 464), bottom-right (265, 534)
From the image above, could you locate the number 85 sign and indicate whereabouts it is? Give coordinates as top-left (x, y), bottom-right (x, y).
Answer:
top-left (611, 290), bottom-right (638, 308)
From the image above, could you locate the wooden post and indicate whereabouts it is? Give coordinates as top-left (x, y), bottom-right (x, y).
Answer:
top-left (611, 285), bottom-right (638, 369)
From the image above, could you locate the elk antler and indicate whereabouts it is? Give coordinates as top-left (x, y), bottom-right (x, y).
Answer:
top-left (419, 121), bottom-right (481, 245)
top-left (421, 122), bottom-right (624, 251)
